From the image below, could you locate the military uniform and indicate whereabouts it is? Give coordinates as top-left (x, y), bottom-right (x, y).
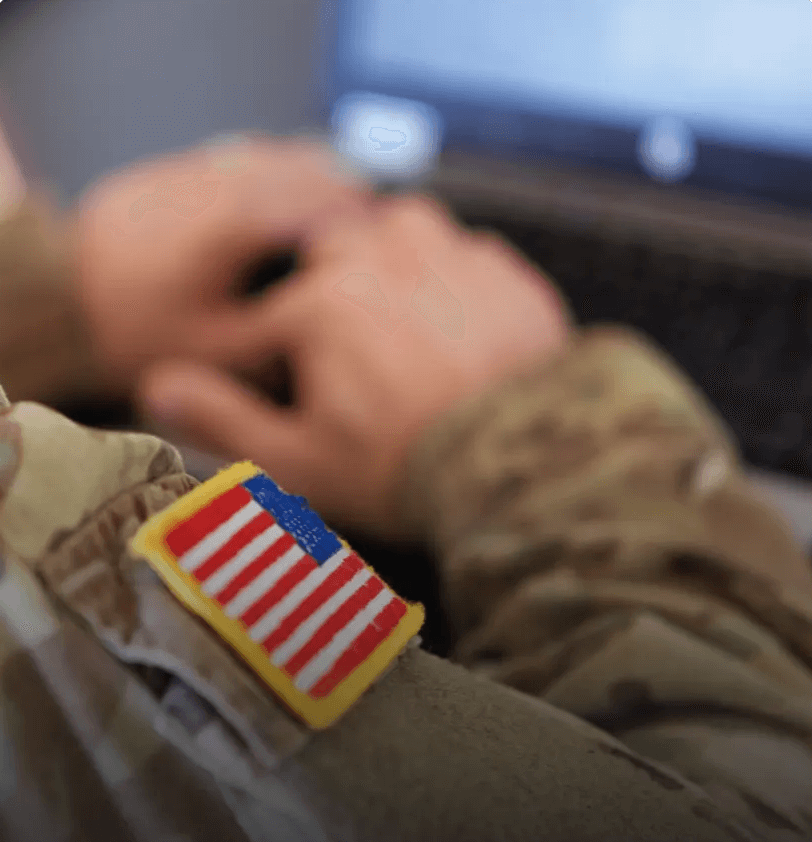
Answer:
top-left (1, 196), bottom-right (812, 841)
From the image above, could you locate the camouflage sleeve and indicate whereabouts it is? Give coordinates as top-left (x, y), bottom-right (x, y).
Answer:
top-left (0, 193), bottom-right (100, 404)
top-left (400, 325), bottom-right (812, 839)
top-left (0, 399), bottom-right (761, 842)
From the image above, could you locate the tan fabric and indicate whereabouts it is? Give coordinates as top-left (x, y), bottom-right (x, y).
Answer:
top-left (401, 325), bottom-right (812, 839)
top-left (0, 398), bottom-right (760, 842)
top-left (0, 194), bottom-right (99, 404)
top-left (0, 404), bottom-right (330, 842)
top-left (0, 194), bottom-right (810, 838)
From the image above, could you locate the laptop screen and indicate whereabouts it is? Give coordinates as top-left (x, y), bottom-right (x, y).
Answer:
top-left (319, 0), bottom-right (812, 209)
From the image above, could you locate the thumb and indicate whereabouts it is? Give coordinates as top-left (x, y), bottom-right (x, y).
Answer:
top-left (137, 360), bottom-right (312, 484)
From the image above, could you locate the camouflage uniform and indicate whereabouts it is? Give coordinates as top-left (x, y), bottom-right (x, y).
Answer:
top-left (1, 197), bottom-right (812, 841)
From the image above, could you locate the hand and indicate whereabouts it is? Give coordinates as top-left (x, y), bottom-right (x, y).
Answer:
top-left (71, 135), bottom-right (373, 396)
top-left (137, 193), bottom-right (571, 538)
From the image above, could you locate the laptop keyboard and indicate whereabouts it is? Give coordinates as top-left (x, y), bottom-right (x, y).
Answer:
top-left (457, 211), bottom-right (812, 482)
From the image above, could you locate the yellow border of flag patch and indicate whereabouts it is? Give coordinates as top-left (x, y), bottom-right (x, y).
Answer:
top-left (130, 461), bottom-right (424, 729)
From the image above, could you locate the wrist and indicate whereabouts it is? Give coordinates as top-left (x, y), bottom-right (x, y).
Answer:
top-left (391, 348), bottom-right (567, 548)
top-left (395, 326), bottom-right (735, 552)
top-left (0, 193), bottom-right (108, 404)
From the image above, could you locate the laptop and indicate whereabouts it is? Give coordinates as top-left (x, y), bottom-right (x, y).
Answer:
top-left (312, 0), bottom-right (812, 549)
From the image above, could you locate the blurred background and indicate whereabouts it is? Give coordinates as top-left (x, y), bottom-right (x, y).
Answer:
top-left (2, 0), bottom-right (812, 652)
top-left (0, 0), bottom-right (328, 198)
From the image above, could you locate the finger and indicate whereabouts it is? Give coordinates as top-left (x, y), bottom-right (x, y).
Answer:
top-left (303, 192), bottom-right (468, 289)
top-left (224, 136), bottom-right (370, 193)
top-left (137, 360), bottom-right (314, 485)
top-left (196, 139), bottom-right (375, 270)
top-left (373, 192), bottom-right (471, 245)
top-left (470, 228), bottom-right (548, 276)
top-left (470, 228), bottom-right (570, 310)
top-left (76, 136), bottom-right (373, 272)
top-left (193, 269), bottom-right (318, 368)
top-left (79, 135), bottom-right (363, 203)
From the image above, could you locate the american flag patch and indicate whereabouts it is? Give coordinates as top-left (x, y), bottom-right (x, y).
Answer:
top-left (130, 461), bottom-right (424, 728)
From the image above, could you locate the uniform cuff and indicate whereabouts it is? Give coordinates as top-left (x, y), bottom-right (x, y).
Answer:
top-left (398, 325), bottom-right (737, 557)
top-left (0, 193), bottom-right (102, 404)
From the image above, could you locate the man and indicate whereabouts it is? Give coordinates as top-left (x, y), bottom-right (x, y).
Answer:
top-left (0, 135), bottom-right (811, 841)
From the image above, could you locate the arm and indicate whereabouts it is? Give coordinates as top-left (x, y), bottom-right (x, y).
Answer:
top-left (117, 189), bottom-right (812, 839)
top-left (398, 325), bottom-right (812, 837)
top-left (0, 140), bottom-right (759, 838)
top-left (0, 194), bottom-right (101, 405)
top-left (0, 397), bottom-right (756, 842)
top-left (0, 136), bottom-right (375, 406)
top-left (0, 104), bottom-right (102, 405)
